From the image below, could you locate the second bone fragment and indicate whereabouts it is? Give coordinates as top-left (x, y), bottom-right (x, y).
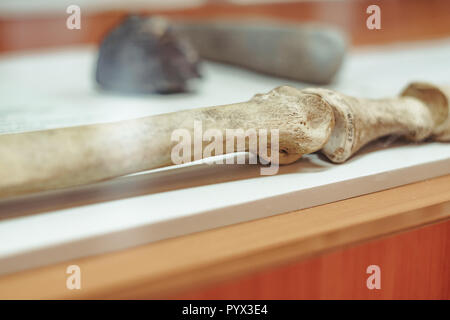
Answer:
top-left (305, 82), bottom-right (449, 163)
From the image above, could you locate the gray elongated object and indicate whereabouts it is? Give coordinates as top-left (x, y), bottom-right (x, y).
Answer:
top-left (173, 19), bottom-right (348, 84)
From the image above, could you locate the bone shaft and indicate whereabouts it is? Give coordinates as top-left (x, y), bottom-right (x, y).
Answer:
top-left (0, 117), bottom-right (166, 198)
top-left (0, 108), bottom-right (217, 197)
top-left (0, 99), bottom-right (293, 198)
top-left (350, 96), bottom-right (434, 144)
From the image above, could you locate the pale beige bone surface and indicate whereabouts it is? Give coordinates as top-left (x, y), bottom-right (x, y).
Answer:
top-left (401, 82), bottom-right (450, 141)
top-left (304, 88), bottom-right (436, 163)
top-left (1, 83), bottom-right (449, 199)
top-left (307, 82), bottom-right (450, 163)
top-left (0, 86), bottom-right (333, 198)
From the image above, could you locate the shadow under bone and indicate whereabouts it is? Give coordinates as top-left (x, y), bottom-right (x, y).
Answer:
top-left (0, 152), bottom-right (331, 220)
top-left (0, 135), bottom-right (431, 221)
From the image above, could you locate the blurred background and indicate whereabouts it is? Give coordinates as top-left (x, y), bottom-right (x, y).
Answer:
top-left (1, 0), bottom-right (450, 53)
top-left (1, 0), bottom-right (449, 145)
top-left (0, 0), bottom-right (450, 300)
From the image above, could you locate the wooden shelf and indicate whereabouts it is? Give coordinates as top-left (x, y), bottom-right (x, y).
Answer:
top-left (0, 174), bottom-right (448, 299)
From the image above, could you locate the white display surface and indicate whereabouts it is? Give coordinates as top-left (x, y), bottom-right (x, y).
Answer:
top-left (0, 40), bottom-right (449, 275)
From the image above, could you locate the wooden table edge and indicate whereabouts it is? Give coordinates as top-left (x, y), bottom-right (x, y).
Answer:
top-left (0, 174), bottom-right (449, 299)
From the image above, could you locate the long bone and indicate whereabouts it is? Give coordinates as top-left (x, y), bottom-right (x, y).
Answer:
top-left (0, 86), bottom-right (333, 198)
top-left (0, 83), bottom-right (448, 199)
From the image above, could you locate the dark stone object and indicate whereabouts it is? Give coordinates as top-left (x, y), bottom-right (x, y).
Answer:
top-left (96, 15), bottom-right (201, 94)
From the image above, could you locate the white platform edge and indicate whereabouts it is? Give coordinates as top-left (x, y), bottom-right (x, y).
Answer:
top-left (0, 155), bottom-right (449, 276)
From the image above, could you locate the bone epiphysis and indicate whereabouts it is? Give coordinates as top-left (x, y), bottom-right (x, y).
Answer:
top-left (401, 82), bottom-right (450, 141)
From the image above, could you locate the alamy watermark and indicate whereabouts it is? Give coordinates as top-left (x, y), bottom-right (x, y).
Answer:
top-left (366, 5), bottom-right (381, 30)
top-left (366, 265), bottom-right (381, 290)
top-left (66, 5), bottom-right (81, 30)
top-left (66, 264), bottom-right (81, 290)
top-left (171, 121), bottom-right (280, 175)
